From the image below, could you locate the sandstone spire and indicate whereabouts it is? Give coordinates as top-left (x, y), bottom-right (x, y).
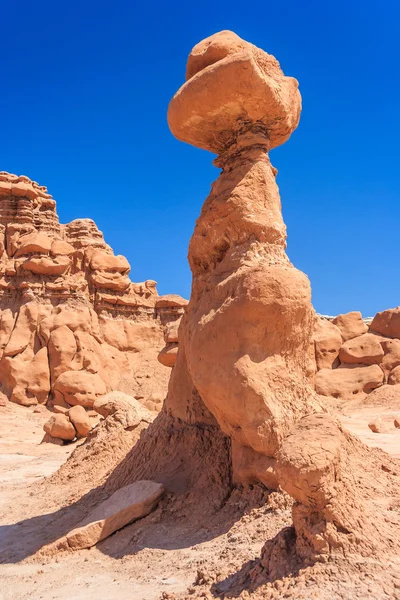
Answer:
top-left (167, 30), bottom-right (318, 478)
top-left (162, 31), bottom-right (399, 562)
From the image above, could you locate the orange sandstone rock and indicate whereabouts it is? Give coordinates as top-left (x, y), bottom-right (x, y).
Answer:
top-left (370, 306), bottom-right (400, 338)
top-left (368, 418), bottom-right (388, 434)
top-left (313, 317), bottom-right (342, 369)
top-left (315, 365), bottom-right (384, 399)
top-left (43, 413), bottom-right (76, 441)
top-left (388, 365), bottom-right (400, 385)
top-left (68, 405), bottom-right (91, 437)
top-left (61, 481), bottom-right (164, 550)
top-left (339, 332), bottom-right (384, 365)
top-left (0, 172), bottom-right (186, 409)
top-left (158, 32), bottom-right (400, 564)
top-left (332, 311), bottom-right (368, 342)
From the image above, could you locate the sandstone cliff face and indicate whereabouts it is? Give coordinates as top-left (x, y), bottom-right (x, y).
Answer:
top-left (0, 172), bottom-right (186, 408)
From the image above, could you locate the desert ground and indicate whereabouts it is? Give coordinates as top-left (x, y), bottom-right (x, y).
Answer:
top-left (1, 398), bottom-right (399, 600)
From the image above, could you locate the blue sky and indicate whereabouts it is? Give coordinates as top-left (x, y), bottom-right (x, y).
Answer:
top-left (1, 1), bottom-right (399, 316)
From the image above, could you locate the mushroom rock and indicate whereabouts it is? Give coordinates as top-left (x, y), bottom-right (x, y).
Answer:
top-left (167, 30), bottom-right (318, 462)
top-left (0, 172), bottom-right (186, 408)
top-left (137, 30), bottom-right (399, 564)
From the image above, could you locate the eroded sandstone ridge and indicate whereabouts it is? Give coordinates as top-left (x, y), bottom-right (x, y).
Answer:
top-left (0, 172), bottom-right (186, 409)
top-left (162, 31), bottom-right (399, 563)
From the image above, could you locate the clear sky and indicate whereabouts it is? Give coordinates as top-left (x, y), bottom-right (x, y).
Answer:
top-left (1, 1), bottom-right (399, 316)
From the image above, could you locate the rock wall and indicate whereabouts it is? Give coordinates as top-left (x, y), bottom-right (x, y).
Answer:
top-left (0, 172), bottom-right (186, 408)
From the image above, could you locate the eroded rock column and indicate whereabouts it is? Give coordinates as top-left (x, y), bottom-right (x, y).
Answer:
top-left (165, 31), bottom-right (399, 562)
top-left (167, 30), bottom-right (318, 479)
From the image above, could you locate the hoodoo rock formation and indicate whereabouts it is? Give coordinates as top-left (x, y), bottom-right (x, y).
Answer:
top-left (0, 172), bottom-right (186, 414)
top-left (167, 30), bottom-right (319, 468)
top-left (113, 31), bottom-right (400, 568)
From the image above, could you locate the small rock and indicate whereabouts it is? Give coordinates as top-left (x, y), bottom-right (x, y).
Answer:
top-left (394, 416), bottom-right (400, 429)
top-left (68, 405), bottom-right (91, 437)
top-left (368, 418), bottom-right (388, 434)
top-left (43, 414), bottom-right (76, 441)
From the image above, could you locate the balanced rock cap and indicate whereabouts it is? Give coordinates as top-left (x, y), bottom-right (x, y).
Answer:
top-left (168, 30), bottom-right (301, 154)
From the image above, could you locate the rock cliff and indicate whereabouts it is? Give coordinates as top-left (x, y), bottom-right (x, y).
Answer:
top-left (0, 172), bottom-right (186, 408)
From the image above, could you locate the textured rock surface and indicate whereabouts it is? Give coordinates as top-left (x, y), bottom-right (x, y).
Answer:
top-left (0, 172), bottom-right (186, 411)
top-left (315, 365), bottom-right (384, 399)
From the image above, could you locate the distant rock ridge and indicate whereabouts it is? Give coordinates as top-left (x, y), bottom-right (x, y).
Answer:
top-left (0, 171), bottom-right (187, 408)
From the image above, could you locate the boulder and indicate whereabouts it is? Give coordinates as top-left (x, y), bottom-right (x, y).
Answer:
top-left (64, 481), bottom-right (164, 549)
top-left (68, 405), bottom-right (91, 437)
top-left (53, 370), bottom-right (107, 408)
top-left (158, 343), bottom-right (179, 367)
top-left (370, 306), bottom-right (400, 339)
top-left (315, 365), bottom-right (384, 399)
top-left (93, 391), bottom-right (153, 423)
top-left (339, 333), bottom-right (384, 366)
top-left (43, 414), bottom-right (76, 441)
top-left (14, 232), bottom-right (52, 257)
top-left (313, 317), bottom-right (342, 369)
top-left (168, 30), bottom-right (301, 153)
top-left (332, 311), bottom-right (368, 342)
